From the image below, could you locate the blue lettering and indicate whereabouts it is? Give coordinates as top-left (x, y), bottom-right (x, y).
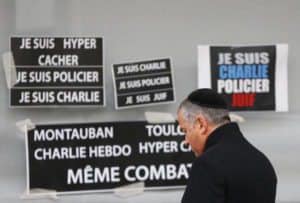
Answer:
top-left (219, 65), bottom-right (228, 79)
top-left (217, 64), bottom-right (269, 79)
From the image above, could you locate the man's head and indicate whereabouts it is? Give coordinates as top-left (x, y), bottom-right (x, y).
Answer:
top-left (177, 88), bottom-right (230, 157)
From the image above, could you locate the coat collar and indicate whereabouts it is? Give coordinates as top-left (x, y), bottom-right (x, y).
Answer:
top-left (204, 122), bottom-right (241, 151)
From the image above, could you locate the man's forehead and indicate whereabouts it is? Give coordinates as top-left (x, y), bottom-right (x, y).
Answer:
top-left (177, 109), bottom-right (184, 118)
top-left (177, 110), bottom-right (187, 124)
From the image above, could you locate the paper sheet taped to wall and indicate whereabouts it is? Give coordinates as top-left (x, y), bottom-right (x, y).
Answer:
top-left (198, 44), bottom-right (288, 111)
top-left (10, 37), bottom-right (104, 107)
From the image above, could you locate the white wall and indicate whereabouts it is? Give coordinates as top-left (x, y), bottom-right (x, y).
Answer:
top-left (0, 0), bottom-right (299, 202)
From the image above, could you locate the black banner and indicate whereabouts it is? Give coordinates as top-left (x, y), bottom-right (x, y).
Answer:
top-left (10, 37), bottom-right (104, 107)
top-left (26, 121), bottom-right (194, 193)
top-left (210, 46), bottom-right (276, 111)
top-left (113, 59), bottom-right (175, 109)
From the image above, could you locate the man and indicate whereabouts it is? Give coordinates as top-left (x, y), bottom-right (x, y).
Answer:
top-left (178, 88), bottom-right (277, 203)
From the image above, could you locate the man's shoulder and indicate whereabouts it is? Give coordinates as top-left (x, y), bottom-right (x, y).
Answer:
top-left (196, 135), bottom-right (277, 181)
top-left (194, 137), bottom-right (252, 172)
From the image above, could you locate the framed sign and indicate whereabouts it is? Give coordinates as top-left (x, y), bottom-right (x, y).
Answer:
top-left (10, 37), bottom-right (104, 107)
top-left (25, 121), bottom-right (194, 194)
top-left (112, 58), bottom-right (176, 109)
top-left (198, 44), bottom-right (288, 111)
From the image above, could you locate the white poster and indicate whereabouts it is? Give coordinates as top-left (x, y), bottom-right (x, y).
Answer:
top-left (198, 44), bottom-right (288, 111)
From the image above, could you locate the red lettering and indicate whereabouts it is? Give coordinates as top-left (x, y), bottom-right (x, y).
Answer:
top-left (232, 93), bottom-right (256, 107)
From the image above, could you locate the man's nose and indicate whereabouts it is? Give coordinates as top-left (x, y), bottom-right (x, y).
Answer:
top-left (183, 136), bottom-right (189, 145)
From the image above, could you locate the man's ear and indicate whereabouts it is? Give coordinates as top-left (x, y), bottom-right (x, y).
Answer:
top-left (195, 115), bottom-right (208, 134)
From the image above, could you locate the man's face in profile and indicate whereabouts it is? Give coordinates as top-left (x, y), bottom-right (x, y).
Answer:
top-left (177, 109), bottom-right (206, 157)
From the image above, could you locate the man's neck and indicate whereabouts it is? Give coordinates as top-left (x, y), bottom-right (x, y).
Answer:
top-left (208, 120), bottom-right (231, 137)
